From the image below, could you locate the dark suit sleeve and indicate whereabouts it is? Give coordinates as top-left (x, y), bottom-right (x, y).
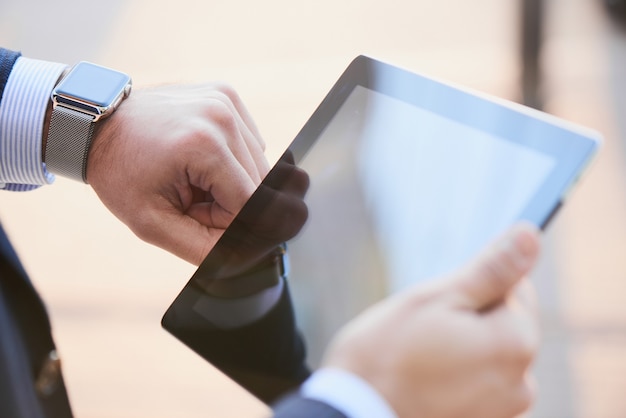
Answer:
top-left (0, 224), bottom-right (74, 418)
top-left (0, 48), bottom-right (21, 102)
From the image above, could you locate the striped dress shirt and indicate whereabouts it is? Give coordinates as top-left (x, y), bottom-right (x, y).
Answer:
top-left (0, 52), bottom-right (66, 191)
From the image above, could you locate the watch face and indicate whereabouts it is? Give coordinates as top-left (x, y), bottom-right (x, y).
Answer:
top-left (55, 61), bottom-right (131, 107)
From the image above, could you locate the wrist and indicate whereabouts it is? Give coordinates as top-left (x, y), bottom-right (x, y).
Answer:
top-left (85, 96), bottom-right (126, 184)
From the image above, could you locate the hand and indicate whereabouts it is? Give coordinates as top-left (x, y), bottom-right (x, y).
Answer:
top-left (194, 150), bottom-right (310, 297)
top-left (86, 83), bottom-right (270, 265)
top-left (322, 223), bottom-right (542, 418)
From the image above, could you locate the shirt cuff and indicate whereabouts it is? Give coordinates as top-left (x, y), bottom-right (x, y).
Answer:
top-left (0, 56), bottom-right (67, 191)
top-left (192, 277), bottom-right (285, 328)
top-left (300, 368), bottom-right (398, 418)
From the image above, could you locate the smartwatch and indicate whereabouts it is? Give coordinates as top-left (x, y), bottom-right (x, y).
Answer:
top-left (44, 61), bottom-right (132, 183)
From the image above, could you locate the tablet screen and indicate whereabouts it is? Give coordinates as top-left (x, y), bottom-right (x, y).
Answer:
top-left (297, 85), bottom-right (555, 290)
top-left (163, 55), bottom-right (600, 395)
top-left (286, 84), bottom-right (556, 365)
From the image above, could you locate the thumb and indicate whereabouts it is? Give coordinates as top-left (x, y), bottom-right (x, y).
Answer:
top-left (452, 223), bottom-right (541, 311)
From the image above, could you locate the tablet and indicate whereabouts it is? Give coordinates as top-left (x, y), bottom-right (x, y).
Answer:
top-left (162, 55), bottom-right (600, 399)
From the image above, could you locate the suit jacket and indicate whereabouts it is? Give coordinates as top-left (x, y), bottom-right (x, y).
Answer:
top-left (0, 47), bottom-right (347, 418)
top-left (0, 224), bottom-right (73, 418)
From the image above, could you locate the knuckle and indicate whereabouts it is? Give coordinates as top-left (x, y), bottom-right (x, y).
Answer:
top-left (489, 311), bottom-right (539, 367)
top-left (176, 126), bottom-right (217, 157)
top-left (205, 100), bottom-right (236, 130)
top-left (178, 115), bottom-right (236, 156)
top-left (212, 82), bottom-right (238, 101)
top-left (500, 328), bottom-right (538, 368)
top-left (209, 111), bottom-right (239, 146)
top-left (511, 380), bottom-right (535, 415)
top-left (512, 341), bottom-right (537, 369)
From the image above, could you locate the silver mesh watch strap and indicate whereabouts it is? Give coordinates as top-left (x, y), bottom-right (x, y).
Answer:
top-left (44, 106), bottom-right (96, 183)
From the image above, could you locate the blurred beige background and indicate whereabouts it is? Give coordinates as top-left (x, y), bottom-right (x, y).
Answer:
top-left (1, 0), bottom-right (626, 417)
